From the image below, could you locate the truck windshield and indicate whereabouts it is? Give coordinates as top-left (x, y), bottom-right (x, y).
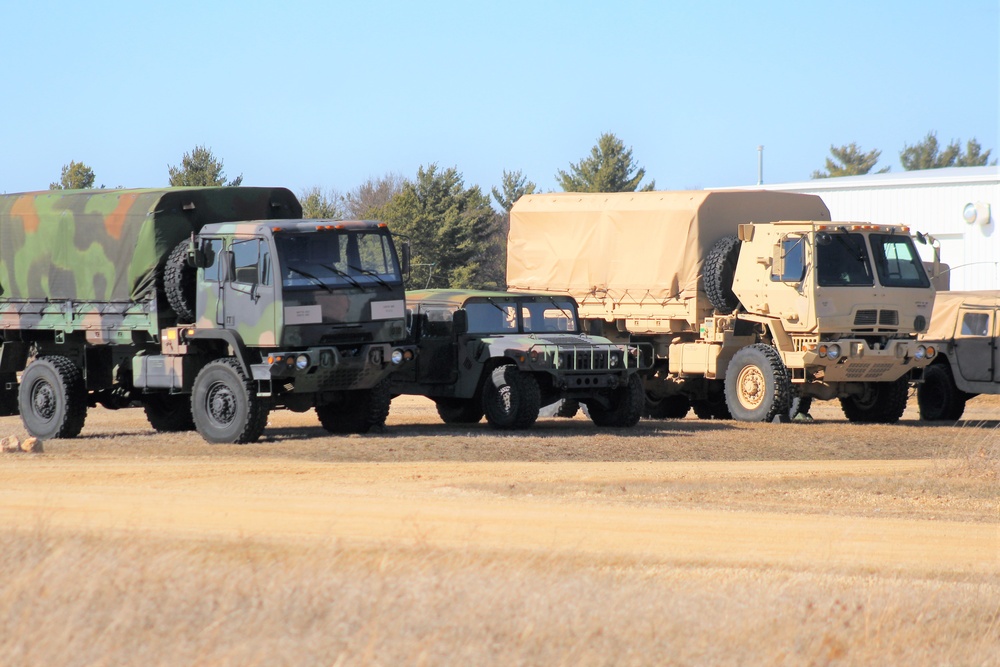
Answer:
top-left (816, 232), bottom-right (874, 286)
top-left (275, 230), bottom-right (402, 291)
top-left (868, 234), bottom-right (931, 288)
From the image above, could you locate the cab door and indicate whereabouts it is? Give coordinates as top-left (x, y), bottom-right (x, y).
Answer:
top-left (954, 308), bottom-right (996, 383)
top-left (221, 237), bottom-right (278, 347)
top-left (414, 306), bottom-right (459, 384)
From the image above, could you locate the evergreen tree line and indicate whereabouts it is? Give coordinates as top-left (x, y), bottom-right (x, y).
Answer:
top-left (46, 130), bottom-right (995, 289)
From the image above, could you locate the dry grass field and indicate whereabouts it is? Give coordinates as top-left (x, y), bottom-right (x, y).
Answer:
top-left (0, 392), bottom-right (997, 666)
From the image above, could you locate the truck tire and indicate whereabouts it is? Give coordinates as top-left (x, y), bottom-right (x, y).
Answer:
top-left (724, 344), bottom-right (792, 422)
top-left (434, 397), bottom-right (485, 424)
top-left (191, 358), bottom-right (269, 443)
top-left (587, 374), bottom-right (645, 427)
top-left (18, 356), bottom-right (88, 439)
top-left (317, 378), bottom-right (392, 434)
top-left (143, 393), bottom-right (196, 432)
top-left (840, 378), bottom-right (909, 424)
top-left (917, 364), bottom-right (967, 421)
top-left (644, 393), bottom-right (690, 419)
top-left (164, 240), bottom-right (197, 323)
top-left (482, 365), bottom-right (540, 430)
top-left (691, 381), bottom-right (732, 420)
top-left (704, 234), bottom-right (742, 314)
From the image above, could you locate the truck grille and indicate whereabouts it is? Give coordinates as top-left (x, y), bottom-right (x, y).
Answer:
top-left (854, 310), bottom-right (898, 328)
top-left (854, 310), bottom-right (877, 325)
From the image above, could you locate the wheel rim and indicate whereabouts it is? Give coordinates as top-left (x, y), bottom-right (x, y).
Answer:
top-left (30, 379), bottom-right (57, 421)
top-left (736, 364), bottom-right (766, 410)
top-left (205, 381), bottom-right (237, 427)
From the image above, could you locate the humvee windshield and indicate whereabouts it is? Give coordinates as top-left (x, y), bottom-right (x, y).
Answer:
top-left (465, 298), bottom-right (579, 334)
top-left (275, 230), bottom-right (402, 291)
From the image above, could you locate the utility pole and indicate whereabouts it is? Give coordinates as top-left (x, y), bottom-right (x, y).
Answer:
top-left (757, 145), bottom-right (764, 185)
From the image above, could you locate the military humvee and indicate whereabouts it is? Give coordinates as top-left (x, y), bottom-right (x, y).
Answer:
top-left (508, 191), bottom-right (937, 424)
top-left (391, 290), bottom-right (651, 428)
top-left (917, 290), bottom-right (1000, 420)
top-left (0, 188), bottom-right (413, 443)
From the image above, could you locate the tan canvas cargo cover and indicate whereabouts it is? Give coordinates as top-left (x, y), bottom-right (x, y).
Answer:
top-left (507, 190), bottom-right (831, 305)
top-left (922, 290), bottom-right (1000, 340)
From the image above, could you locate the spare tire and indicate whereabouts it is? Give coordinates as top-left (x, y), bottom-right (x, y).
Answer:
top-left (704, 235), bottom-right (742, 314)
top-left (164, 240), bottom-right (197, 323)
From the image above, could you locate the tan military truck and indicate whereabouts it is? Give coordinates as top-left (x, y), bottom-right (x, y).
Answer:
top-left (508, 191), bottom-right (937, 423)
top-left (916, 290), bottom-right (1000, 421)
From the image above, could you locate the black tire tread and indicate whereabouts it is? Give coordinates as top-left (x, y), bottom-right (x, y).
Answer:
top-left (840, 377), bottom-right (909, 424)
top-left (482, 365), bottom-right (541, 430)
top-left (19, 355), bottom-right (87, 439)
top-left (192, 358), bottom-right (268, 444)
top-left (165, 240), bottom-right (197, 323)
top-left (587, 374), bottom-right (645, 427)
top-left (143, 393), bottom-right (196, 432)
top-left (704, 235), bottom-right (742, 314)
top-left (917, 364), bottom-right (967, 421)
top-left (724, 344), bottom-right (792, 422)
top-left (318, 378), bottom-right (393, 434)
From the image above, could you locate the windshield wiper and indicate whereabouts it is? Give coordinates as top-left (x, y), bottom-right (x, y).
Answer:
top-left (346, 264), bottom-right (393, 289)
top-left (319, 264), bottom-right (363, 289)
top-left (284, 264), bottom-right (334, 294)
top-left (545, 297), bottom-right (579, 332)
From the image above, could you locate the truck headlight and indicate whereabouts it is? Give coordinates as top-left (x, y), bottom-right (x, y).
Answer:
top-left (915, 345), bottom-right (927, 360)
top-left (391, 349), bottom-right (404, 365)
top-left (819, 343), bottom-right (841, 360)
top-left (609, 353), bottom-right (620, 368)
top-left (295, 354), bottom-right (310, 370)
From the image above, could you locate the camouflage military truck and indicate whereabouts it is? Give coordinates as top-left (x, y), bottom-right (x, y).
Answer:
top-left (916, 290), bottom-right (1000, 421)
top-left (0, 188), bottom-right (413, 443)
top-left (507, 191), bottom-right (937, 424)
top-left (390, 290), bottom-right (651, 428)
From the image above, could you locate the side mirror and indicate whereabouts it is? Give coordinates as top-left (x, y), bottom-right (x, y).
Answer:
top-left (452, 309), bottom-right (468, 336)
top-left (400, 242), bottom-right (411, 276)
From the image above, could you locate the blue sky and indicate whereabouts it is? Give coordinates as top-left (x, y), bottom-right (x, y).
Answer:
top-left (3, 1), bottom-right (997, 198)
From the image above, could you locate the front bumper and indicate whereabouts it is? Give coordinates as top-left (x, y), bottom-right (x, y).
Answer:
top-left (254, 343), bottom-right (416, 392)
top-left (802, 338), bottom-right (936, 383)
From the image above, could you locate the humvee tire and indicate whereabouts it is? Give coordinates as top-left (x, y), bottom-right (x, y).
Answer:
top-left (19, 356), bottom-right (88, 440)
top-left (724, 344), bottom-right (792, 422)
top-left (165, 240), bottom-right (197, 323)
top-left (840, 378), bottom-right (909, 424)
top-left (645, 393), bottom-right (690, 419)
top-left (917, 364), bottom-right (967, 421)
top-left (191, 358), bottom-right (269, 444)
top-left (318, 378), bottom-right (392, 434)
top-left (704, 234), bottom-right (742, 314)
top-left (143, 393), bottom-right (196, 432)
top-left (587, 374), bottom-right (644, 427)
top-left (435, 397), bottom-right (484, 424)
top-left (482, 365), bottom-right (541, 429)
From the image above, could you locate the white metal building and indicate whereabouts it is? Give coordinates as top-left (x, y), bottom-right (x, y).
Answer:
top-left (727, 166), bottom-right (999, 291)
